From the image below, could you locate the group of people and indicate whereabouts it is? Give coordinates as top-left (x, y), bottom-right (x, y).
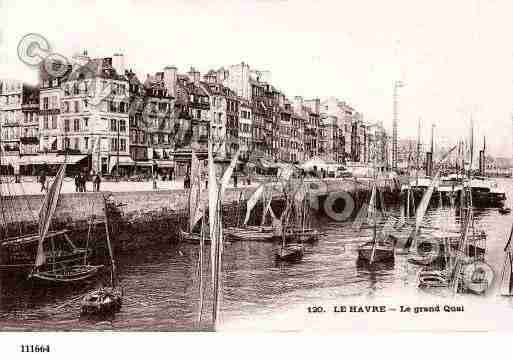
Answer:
top-left (74, 173), bottom-right (88, 192)
top-left (74, 172), bottom-right (102, 192)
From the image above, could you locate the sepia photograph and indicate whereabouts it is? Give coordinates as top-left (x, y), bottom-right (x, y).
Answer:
top-left (1, 1), bottom-right (513, 355)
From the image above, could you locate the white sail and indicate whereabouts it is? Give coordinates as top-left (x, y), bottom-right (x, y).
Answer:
top-left (243, 184), bottom-right (265, 225)
top-left (189, 151), bottom-right (203, 232)
top-left (367, 185), bottom-right (376, 224)
top-left (35, 163), bottom-right (66, 268)
top-left (220, 149), bottom-right (241, 198)
top-left (412, 146), bottom-right (457, 241)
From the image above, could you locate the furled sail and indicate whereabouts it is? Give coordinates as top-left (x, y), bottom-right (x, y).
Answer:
top-left (35, 163), bottom-right (66, 268)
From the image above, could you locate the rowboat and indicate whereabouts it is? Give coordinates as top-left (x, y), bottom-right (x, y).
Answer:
top-left (30, 264), bottom-right (103, 283)
top-left (81, 287), bottom-right (122, 315)
top-left (358, 241), bottom-right (394, 263)
top-left (275, 243), bottom-right (304, 262)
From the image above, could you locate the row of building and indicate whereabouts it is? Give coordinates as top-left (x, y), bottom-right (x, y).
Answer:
top-left (0, 51), bottom-right (392, 176)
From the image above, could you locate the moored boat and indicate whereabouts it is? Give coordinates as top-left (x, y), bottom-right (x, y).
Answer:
top-left (358, 241), bottom-right (394, 263)
top-left (30, 264), bottom-right (103, 283)
top-left (81, 287), bottom-right (122, 315)
top-left (275, 243), bottom-right (304, 262)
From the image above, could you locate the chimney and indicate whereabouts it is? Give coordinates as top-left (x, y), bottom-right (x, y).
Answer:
top-left (293, 96), bottom-right (304, 115)
top-left (163, 66), bottom-right (177, 98)
top-left (187, 67), bottom-right (200, 86)
top-left (112, 53), bottom-right (125, 77)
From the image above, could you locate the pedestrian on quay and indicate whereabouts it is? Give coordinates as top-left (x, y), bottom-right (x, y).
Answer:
top-left (184, 172), bottom-right (190, 189)
top-left (39, 171), bottom-right (47, 192)
top-left (94, 173), bottom-right (101, 192)
top-left (74, 174), bottom-right (80, 192)
top-left (80, 172), bottom-right (87, 192)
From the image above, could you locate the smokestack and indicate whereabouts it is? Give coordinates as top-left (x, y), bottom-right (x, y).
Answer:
top-left (163, 66), bottom-right (177, 98)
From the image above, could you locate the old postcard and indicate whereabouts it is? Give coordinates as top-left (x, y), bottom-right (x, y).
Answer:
top-left (0, 0), bottom-right (513, 352)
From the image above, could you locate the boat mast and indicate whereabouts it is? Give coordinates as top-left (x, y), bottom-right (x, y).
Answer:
top-left (416, 119), bottom-right (421, 187)
top-left (103, 195), bottom-right (117, 288)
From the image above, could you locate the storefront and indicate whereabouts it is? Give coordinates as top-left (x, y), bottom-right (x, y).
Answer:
top-left (108, 155), bottom-right (135, 177)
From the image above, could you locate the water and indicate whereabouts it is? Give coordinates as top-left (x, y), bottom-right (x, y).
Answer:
top-left (1, 179), bottom-right (513, 331)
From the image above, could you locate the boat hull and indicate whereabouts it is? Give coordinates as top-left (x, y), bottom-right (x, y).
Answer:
top-left (179, 229), bottom-right (211, 243)
top-left (29, 264), bottom-right (104, 283)
top-left (224, 227), bottom-right (277, 242)
top-left (81, 287), bottom-right (123, 315)
top-left (275, 244), bottom-right (304, 262)
top-left (357, 243), bottom-right (394, 263)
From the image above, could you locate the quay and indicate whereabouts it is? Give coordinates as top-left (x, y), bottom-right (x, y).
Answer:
top-left (0, 177), bottom-right (401, 269)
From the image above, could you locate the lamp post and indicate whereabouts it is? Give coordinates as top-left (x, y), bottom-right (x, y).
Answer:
top-left (392, 80), bottom-right (405, 170)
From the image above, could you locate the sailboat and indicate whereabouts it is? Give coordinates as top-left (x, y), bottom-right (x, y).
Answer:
top-left (29, 162), bottom-right (103, 283)
top-left (180, 150), bottom-right (209, 242)
top-left (224, 182), bottom-right (280, 242)
top-left (81, 194), bottom-right (122, 315)
top-left (283, 183), bottom-right (320, 243)
top-left (275, 179), bottom-right (305, 262)
top-left (203, 138), bottom-right (240, 329)
top-left (394, 145), bottom-right (457, 257)
top-left (357, 180), bottom-right (395, 264)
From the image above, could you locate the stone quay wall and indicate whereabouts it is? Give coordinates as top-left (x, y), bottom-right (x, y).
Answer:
top-left (0, 178), bottom-right (400, 263)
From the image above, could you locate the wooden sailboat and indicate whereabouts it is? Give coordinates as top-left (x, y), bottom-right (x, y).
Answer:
top-left (275, 181), bottom-right (305, 262)
top-left (357, 181), bottom-right (395, 264)
top-left (224, 183), bottom-right (278, 241)
top-left (206, 139), bottom-right (240, 329)
top-left (80, 194), bottom-right (122, 315)
top-left (29, 162), bottom-right (103, 283)
top-left (180, 150), bottom-right (209, 242)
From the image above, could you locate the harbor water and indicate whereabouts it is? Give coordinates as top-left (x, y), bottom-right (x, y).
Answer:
top-left (1, 179), bottom-right (513, 331)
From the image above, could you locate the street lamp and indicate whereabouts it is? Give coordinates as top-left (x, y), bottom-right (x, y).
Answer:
top-left (392, 80), bottom-right (405, 170)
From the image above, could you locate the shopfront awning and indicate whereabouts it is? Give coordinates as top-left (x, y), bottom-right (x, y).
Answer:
top-left (11, 154), bottom-right (89, 165)
top-left (156, 160), bottom-right (175, 168)
top-left (135, 161), bottom-right (153, 167)
top-left (109, 156), bottom-right (135, 171)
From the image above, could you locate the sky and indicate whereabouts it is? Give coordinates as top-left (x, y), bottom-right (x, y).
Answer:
top-left (1, 0), bottom-right (513, 156)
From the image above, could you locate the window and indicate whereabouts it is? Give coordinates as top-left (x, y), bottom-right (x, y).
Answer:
top-left (63, 138), bottom-right (70, 150)
top-left (74, 138), bottom-right (79, 150)
top-left (84, 137), bottom-right (89, 150)
top-left (120, 102), bottom-right (125, 113)
top-left (64, 102), bottom-right (69, 113)
top-left (74, 101), bottom-right (79, 113)
top-left (119, 120), bottom-right (126, 133)
top-left (110, 119), bottom-right (117, 132)
top-left (111, 138), bottom-right (118, 151)
top-left (74, 118), bottom-right (80, 131)
top-left (24, 113), bottom-right (28, 123)
top-left (120, 138), bottom-right (126, 151)
top-left (64, 119), bottom-right (70, 132)
top-left (43, 97), bottom-right (49, 110)
top-left (51, 115), bottom-right (57, 129)
top-left (84, 117), bottom-right (89, 129)
top-left (43, 115), bottom-right (49, 129)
